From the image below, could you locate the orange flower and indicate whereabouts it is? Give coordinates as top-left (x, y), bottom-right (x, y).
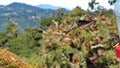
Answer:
top-left (70, 34), bottom-right (76, 40)
top-left (63, 30), bottom-right (67, 34)
top-left (72, 58), bottom-right (79, 64)
top-left (45, 45), bottom-right (52, 51)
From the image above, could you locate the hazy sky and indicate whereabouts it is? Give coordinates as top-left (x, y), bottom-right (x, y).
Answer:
top-left (0, 0), bottom-right (114, 10)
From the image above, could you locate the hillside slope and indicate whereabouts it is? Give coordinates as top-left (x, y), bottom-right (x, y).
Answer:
top-left (0, 2), bottom-right (54, 31)
top-left (0, 7), bottom-right (118, 68)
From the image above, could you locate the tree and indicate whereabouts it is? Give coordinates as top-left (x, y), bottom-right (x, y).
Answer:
top-left (40, 18), bottom-right (54, 29)
top-left (108, 0), bottom-right (116, 5)
top-left (68, 6), bottom-right (85, 16)
top-left (88, 0), bottom-right (116, 11)
top-left (6, 23), bottom-right (18, 38)
top-left (0, 32), bottom-right (8, 46)
top-left (88, 0), bottom-right (99, 10)
top-left (53, 8), bottom-right (65, 17)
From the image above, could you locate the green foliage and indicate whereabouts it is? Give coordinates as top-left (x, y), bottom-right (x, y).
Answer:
top-left (108, 0), bottom-right (116, 5)
top-left (4, 35), bottom-right (36, 57)
top-left (0, 6), bottom-right (119, 68)
top-left (6, 23), bottom-right (18, 38)
top-left (88, 0), bottom-right (99, 10)
top-left (1, 27), bottom-right (42, 58)
top-left (53, 8), bottom-right (66, 17)
top-left (88, 0), bottom-right (116, 11)
top-left (40, 18), bottom-right (54, 28)
top-left (0, 32), bottom-right (8, 46)
top-left (68, 6), bottom-right (85, 17)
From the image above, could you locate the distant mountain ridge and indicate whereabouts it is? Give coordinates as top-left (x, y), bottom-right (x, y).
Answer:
top-left (37, 4), bottom-right (61, 10)
top-left (37, 4), bottom-right (70, 10)
top-left (0, 2), bottom-right (54, 31)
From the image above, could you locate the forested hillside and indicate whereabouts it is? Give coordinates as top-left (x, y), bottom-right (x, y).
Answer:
top-left (0, 6), bottom-right (119, 68)
top-left (0, 2), bottom-right (54, 31)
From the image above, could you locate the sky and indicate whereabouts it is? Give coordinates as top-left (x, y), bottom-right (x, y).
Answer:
top-left (0, 0), bottom-right (114, 10)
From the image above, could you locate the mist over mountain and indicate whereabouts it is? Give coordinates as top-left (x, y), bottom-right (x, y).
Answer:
top-left (37, 4), bottom-right (70, 10)
top-left (37, 4), bottom-right (62, 10)
top-left (0, 2), bottom-right (54, 31)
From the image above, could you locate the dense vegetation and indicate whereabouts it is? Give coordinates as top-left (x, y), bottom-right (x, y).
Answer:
top-left (0, 5), bottom-right (119, 68)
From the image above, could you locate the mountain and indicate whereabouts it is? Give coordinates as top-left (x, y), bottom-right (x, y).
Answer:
top-left (37, 4), bottom-right (61, 10)
top-left (0, 2), bottom-right (54, 31)
top-left (37, 4), bottom-right (70, 10)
